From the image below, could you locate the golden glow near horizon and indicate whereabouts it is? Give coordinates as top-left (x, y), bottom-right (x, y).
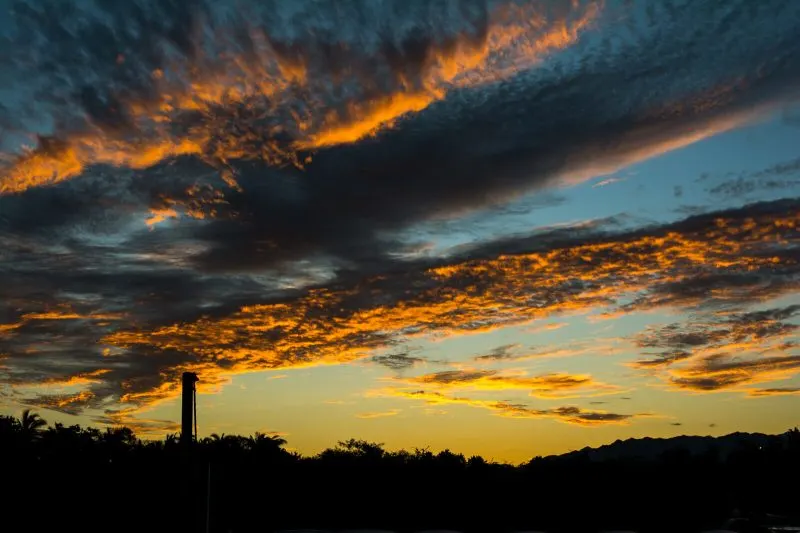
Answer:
top-left (84, 205), bottom-right (797, 426)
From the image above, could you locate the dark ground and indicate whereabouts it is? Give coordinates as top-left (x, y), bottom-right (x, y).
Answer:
top-left (2, 414), bottom-right (799, 533)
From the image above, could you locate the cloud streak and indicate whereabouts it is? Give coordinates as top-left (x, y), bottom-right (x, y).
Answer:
top-left (748, 387), bottom-right (800, 397)
top-left (375, 389), bottom-right (637, 426)
top-left (630, 305), bottom-right (800, 392)
top-left (370, 349), bottom-right (427, 371)
top-left (356, 409), bottom-right (402, 419)
top-left (0, 195), bottom-right (798, 416)
top-left (473, 343), bottom-right (521, 362)
top-left (0, 197), bottom-right (793, 419)
top-left (399, 369), bottom-right (620, 399)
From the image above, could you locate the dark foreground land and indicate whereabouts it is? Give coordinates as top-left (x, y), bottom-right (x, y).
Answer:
top-left (2, 414), bottom-right (799, 533)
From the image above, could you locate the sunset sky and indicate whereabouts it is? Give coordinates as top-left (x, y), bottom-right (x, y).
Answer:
top-left (1, 0), bottom-right (799, 463)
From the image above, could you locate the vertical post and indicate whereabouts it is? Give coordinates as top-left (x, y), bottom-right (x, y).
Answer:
top-left (181, 372), bottom-right (199, 533)
top-left (181, 372), bottom-right (199, 448)
top-left (205, 462), bottom-right (212, 533)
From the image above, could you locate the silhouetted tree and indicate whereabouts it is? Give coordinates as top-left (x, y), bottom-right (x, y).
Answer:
top-left (2, 416), bottom-right (798, 533)
top-left (20, 409), bottom-right (46, 439)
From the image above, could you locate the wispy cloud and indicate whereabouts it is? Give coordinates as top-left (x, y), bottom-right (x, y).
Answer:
top-left (592, 177), bottom-right (625, 188)
top-left (398, 369), bottom-right (622, 399)
top-left (747, 387), bottom-right (800, 397)
top-left (95, 407), bottom-right (180, 437)
top-left (323, 399), bottom-right (351, 405)
top-left (671, 356), bottom-right (800, 392)
top-left (523, 322), bottom-right (570, 334)
top-left (473, 344), bottom-right (522, 362)
top-left (629, 305), bottom-right (800, 393)
top-left (374, 389), bottom-right (639, 427)
top-left (705, 157), bottom-right (800, 198)
top-left (370, 348), bottom-right (426, 371)
top-left (356, 409), bottom-right (401, 419)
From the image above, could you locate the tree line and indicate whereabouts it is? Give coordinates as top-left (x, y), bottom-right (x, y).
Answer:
top-left (2, 410), bottom-right (799, 532)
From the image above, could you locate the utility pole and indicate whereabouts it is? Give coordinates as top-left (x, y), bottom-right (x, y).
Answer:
top-left (181, 372), bottom-right (200, 533)
top-left (181, 372), bottom-right (199, 448)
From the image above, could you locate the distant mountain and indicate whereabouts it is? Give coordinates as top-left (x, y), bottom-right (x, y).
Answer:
top-left (544, 430), bottom-right (795, 463)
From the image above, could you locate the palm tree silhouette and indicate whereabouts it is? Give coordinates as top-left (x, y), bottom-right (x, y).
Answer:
top-left (20, 409), bottom-right (47, 439)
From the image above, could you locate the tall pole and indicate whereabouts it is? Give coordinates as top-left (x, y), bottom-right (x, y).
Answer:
top-left (181, 372), bottom-right (199, 533)
top-left (181, 372), bottom-right (199, 448)
top-left (205, 462), bottom-right (212, 533)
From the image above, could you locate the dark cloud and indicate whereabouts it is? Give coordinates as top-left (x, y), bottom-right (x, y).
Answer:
top-left (670, 355), bottom-right (800, 392)
top-left (748, 387), bottom-right (800, 397)
top-left (631, 305), bottom-right (799, 363)
top-left (23, 391), bottom-right (97, 416)
top-left (626, 272), bottom-right (799, 314)
top-left (629, 304), bottom-right (800, 391)
top-left (531, 406), bottom-right (632, 425)
top-left (674, 205), bottom-right (709, 217)
top-left (710, 176), bottom-right (800, 197)
top-left (473, 343), bottom-right (520, 362)
top-left (630, 350), bottom-right (693, 369)
top-left (705, 157), bottom-right (800, 197)
top-left (2, 0), bottom-right (800, 276)
top-left (413, 370), bottom-right (497, 385)
top-left (370, 349), bottom-right (426, 371)
top-left (2, 196), bottom-right (798, 416)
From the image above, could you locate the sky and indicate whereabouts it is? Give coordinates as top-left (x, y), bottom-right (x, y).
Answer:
top-left (0, 0), bottom-right (799, 463)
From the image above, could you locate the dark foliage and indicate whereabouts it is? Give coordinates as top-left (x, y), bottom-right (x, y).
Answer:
top-left (1, 413), bottom-right (799, 532)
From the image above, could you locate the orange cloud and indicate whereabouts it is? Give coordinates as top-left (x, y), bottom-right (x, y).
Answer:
top-left (98, 407), bottom-right (180, 437)
top-left (628, 305), bottom-right (800, 393)
top-left (145, 207), bottom-right (179, 228)
top-left (145, 184), bottom-right (229, 227)
top-left (95, 203), bottom-right (798, 412)
top-left (0, 322), bottom-right (21, 334)
top-left (400, 369), bottom-right (621, 399)
top-left (26, 390), bottom-right (97, 415)
top-left (21, 310), bottom-right (125, 321)
top-left (0, 307), bottom-right (125, 341)
top-left (374, 389), bottom-right (637, 427)
top-left (38, 369), bottom-right (112, 388)
top-left (670, 355), bottom-right (800, 393)
top-left (0, 2), bottom-right (600, 195)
